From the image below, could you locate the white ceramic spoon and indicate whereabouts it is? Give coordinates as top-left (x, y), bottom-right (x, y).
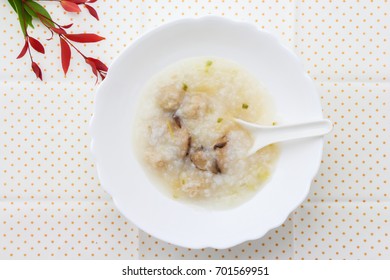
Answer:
top-left (235, 118), bottom-right (333, 156)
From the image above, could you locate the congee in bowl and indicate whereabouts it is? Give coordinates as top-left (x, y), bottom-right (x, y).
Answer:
top-left (133, 57), bottom-right (279, 209)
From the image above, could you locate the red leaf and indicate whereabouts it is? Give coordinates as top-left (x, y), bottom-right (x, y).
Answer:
top-left (61, 1), bottom-right (82, 13)
top-left (61, 23), bottom-right (74, 29)
top-left (84, 4), bottom-right (99, 20)
top-left (86, 57), bottom-right (108, 72)
top-left (69, 0), bottom-right (88, 3)
top-left (17, 40), bottom-right (29, 59)
top-left (28, 37), bottom-right (45, 54)
top-left (52, 27), bottom-right (67, 35)
top-left (31, 62), bottom-right (43, 80)
top-left (60, 38), bottom-right (71, 75)
top-left (85, 58), bottom-right (98, 76)
top-left (99, 71), bottom-right (106, 81)
top-left (64, 33), bottom-right (105, 43)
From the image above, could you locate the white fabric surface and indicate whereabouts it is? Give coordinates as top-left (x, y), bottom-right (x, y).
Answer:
top-left (0, 0), bottom-right (389, 259)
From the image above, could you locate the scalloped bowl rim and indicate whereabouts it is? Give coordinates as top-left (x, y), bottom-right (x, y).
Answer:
top-left (89, 16), bottom-right (324, 249)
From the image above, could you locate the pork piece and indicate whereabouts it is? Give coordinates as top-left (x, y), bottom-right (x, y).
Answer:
top-left (208, 159), bottom-right (221, 174)
top-left (178, 93), bottom-right (208, 119)
top-left (184, 185), bottom-right (207, 198)
top-left (214, 129), bottom-right (252, 173)
top-left (190, 148), bottom-right (209, 171)
top-left (145, 152), bottom-right (167, 169)
top-left (180, 172), bottom-right (209, 198)
top-left (158, 84), bottom-right (185, 111)
top-left (190, 147), bottom-right (221, 174)
top-left (213, 136), bottom-right (228, 150)
top-left (146, 118), bottom-right (190, 169)
top-left (172, 122), bottom-right (191, 158)
top-left (214, 136), bottom-right (228, 173)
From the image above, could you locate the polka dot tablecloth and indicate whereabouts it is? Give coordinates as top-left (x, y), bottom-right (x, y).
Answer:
top-left (0, 0), bottom-right (389, 260)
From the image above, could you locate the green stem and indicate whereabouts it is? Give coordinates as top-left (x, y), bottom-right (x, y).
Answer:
top-left (12, 0), bottom-right (28, 36)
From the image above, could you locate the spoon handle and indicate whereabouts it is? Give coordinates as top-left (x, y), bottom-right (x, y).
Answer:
top-left (238, 119), bottom-right (333, 155)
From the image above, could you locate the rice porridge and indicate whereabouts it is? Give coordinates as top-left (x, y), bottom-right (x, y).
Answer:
top-left (133, 57), bottom-right (279, 209)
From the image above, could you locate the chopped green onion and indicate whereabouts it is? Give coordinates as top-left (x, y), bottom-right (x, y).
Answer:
top-left (205, 60), bottom-right (213, 72)
top-left (166, 121), bottom-right (174, 138)
top-left (217, 117), bottom-right (223, 123)
top-left (242, 103), bottom-right (249, 109)
top-left (182, 83), bottom-right (188, 91)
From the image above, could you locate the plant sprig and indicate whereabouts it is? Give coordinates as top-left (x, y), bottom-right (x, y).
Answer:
top-left (8, 0), bottom-right (108, 82)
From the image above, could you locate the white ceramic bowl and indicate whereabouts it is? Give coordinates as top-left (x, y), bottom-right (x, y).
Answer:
top-left (90, 16), bottom-right (324, 249)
